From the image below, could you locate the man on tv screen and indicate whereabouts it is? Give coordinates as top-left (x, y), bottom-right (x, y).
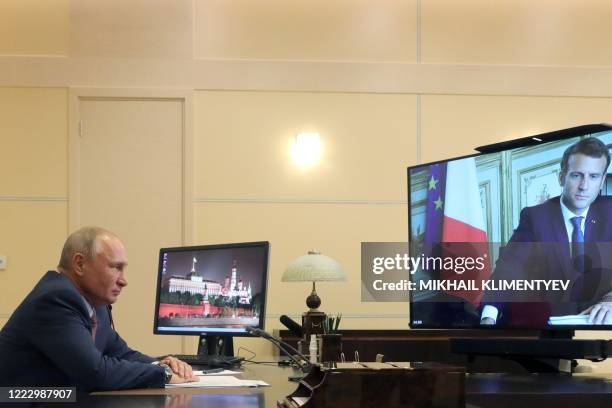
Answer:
top-left (481, 138), bottom-right (612, 326)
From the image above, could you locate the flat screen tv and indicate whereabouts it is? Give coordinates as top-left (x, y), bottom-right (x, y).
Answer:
top-left (408, 124), bottom-right (612, 330)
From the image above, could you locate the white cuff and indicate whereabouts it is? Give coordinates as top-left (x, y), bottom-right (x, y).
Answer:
top-left (481, 305), bottom-right (499, 322)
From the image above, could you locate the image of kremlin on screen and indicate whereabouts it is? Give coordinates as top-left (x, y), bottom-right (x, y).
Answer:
top-left (158, 249), bottom-right (264, 328)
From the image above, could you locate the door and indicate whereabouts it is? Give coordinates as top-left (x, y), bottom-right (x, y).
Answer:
top-left (76, 96), bottom-right (185, 356)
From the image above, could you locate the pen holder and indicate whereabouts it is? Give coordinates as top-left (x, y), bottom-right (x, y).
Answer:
top-left (320, 333), bottom-right (342, 362)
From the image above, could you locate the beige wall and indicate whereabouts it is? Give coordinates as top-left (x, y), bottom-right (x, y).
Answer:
top-left (0, 0), bottom-right (69, 56)
top-left (0, 87), bottom-right (68, 326)
top-left (0, 1), bottom-right (610, 371)
top-left (190, 90), bottom-right (416, 355)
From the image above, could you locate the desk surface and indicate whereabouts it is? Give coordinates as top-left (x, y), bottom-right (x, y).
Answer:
top-left (74, 362), bottom-right (612, 408)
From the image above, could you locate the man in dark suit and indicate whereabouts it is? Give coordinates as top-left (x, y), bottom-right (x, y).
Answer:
top-left (481, 137), bottom-right (612, 326)
top-left (0, 227), bottom-right (198, 390)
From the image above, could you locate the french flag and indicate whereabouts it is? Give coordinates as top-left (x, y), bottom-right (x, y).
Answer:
top-left (440, 157), bottom-right (491, 305)
top-left (443, 158), bottom-right (487, 242)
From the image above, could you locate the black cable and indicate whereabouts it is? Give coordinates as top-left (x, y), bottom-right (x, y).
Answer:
top-left (236, 346), bottom-right (256, 362)
top-left (243, 361), bottom-right (279, 366)
top-left (247, 327), bottom-right (308, 363)
top-left (246, 327), bottom-right (311, 372)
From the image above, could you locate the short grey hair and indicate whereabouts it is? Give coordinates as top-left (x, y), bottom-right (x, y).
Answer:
top-left (58, 226), bottom-right (114, 270)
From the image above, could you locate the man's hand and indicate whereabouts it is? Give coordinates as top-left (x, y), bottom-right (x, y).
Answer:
top-left (168, 372), bottom-right (199, 384)
top-left (161, 356), bottom-right (198, 383)
top-left (579, 301), bottom-right (612, 325)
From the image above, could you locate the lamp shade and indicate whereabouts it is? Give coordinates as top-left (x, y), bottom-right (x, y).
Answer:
top-left (282, 251), bottom-right (346, 282)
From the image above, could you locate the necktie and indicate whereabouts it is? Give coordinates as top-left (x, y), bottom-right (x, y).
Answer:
top-left (91, 313), bottom-right (98, 341)
top-left (570, 216), bottom-right (584, 272)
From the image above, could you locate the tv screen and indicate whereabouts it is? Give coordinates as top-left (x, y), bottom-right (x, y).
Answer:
top-left (153, 242), bottom-right (269, 335)
top-left (408, 126), bottom-right (612, 329)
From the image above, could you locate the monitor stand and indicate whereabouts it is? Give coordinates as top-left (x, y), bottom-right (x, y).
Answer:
top-left (197, 334), bottom-right (243, 367)
top-left (450, 330), bottom-right (611, 373)
top-left (198, 334), bottom-right (234, 356)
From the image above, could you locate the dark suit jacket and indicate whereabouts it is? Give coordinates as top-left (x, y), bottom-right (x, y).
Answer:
top-left (0, 271), bottom-right (165, 391)
top-left (484, 196), bottom-right (612, 325)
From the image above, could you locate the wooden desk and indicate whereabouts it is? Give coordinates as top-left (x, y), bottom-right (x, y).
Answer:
top-left (466, 373), bottom-right (612, 408)
top-left (277, 329), bottom-right (572, 373)
top-left (65, 361), bottom-right (611, 408)
top-left (81, 362), bottom-right (296, 408)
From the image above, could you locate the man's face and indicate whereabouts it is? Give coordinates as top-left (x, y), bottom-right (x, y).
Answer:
top-left (559, 153), bottom-right (608, 215)
top-left (78, 235), bottom-right (128, 306)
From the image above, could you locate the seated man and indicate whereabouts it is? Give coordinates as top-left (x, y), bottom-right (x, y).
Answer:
top-left (0, 227), bottom-right (198, 390)
top-left (481, 137), bottom-right (612, 326)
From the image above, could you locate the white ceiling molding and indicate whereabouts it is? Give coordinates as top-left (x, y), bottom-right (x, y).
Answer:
top-left (2, 56), bottom-right (612, 97)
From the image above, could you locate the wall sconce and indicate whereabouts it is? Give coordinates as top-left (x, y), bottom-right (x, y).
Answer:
top-left (291, 132), bottom-right (321, 167)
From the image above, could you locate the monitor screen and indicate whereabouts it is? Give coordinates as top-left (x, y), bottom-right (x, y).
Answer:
top-left (408, 127), bottom-right (612, 329)
top-left (153, 242), bottom-right (269, 335)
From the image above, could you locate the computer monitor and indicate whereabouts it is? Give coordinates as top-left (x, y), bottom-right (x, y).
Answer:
top-left (153, 241), bottom-right (270, 356)
top-left (408, 124), bottom-right (612, 330)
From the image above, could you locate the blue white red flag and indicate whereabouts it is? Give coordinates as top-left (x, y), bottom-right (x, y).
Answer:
top-left (423, 158), bottom-right (491, 305)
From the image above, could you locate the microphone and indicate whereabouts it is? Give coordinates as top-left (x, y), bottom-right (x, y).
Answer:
top-left (246, 326), bottom-right (312, 372)
top-left (280, 315), bottom-right (303, 337)
top-left (246, 326), bottom-right (267, 337)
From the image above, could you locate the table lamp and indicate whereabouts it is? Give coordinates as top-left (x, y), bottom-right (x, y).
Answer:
top-left (281, 250), bottom-right (346, 339)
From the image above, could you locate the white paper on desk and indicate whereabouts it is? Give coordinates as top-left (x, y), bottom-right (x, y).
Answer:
top-left (192, 369), bottom-right (241, 376)
top-left (166, 376), bottom-right (269, 388)
top-left (548, 315), bottom-right (590, 325)
top-left (237, 380), bottom-right (269, 387)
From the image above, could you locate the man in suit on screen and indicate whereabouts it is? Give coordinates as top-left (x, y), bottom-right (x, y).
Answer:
top-left (481, 137), bottom-right (612, 326)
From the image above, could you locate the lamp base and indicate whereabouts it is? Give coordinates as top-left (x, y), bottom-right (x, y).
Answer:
top-left (305, 281), bottom-right (321, 311)
top-left (306, 292), bottom-right (321, 311)
top-left (302, 310), bottom-right (326, 340)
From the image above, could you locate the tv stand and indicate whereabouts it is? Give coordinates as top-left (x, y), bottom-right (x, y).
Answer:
top-left (450, 331), bottom-right (611, 373)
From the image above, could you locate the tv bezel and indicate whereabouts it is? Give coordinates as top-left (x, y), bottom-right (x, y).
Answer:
top-left (153, 241), bottom-right (270, 337)
top-left (407, 124), bottom-right (612, 331)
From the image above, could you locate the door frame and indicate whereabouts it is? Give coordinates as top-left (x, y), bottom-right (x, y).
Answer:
top-left (68, 88), bottom-right (194, 245)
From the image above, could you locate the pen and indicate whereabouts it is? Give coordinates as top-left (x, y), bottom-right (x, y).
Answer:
top-left (201, 368), bottom-right (224, 375)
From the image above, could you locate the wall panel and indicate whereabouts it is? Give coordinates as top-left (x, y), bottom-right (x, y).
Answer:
top-left (195, 0), bottom-right (417, 62)
top-left (422, 0), bottom-right (612, 66)
top-left (420, 94), bottom-right (612, 163)
top-left (0, 0), bottom-right (69, 56)
top-left (194, 91), bottom-right (417, 200)
top-left (0, 87), bottom-right (68, 328)
top-left (70, 0), bottom-right (192, 58)
top-left (0, 88), bottom-right (67, 197)
top-left (0, 202), bottom-right (67, 313)
top-left (193, 202), bottom-right (409, 318)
